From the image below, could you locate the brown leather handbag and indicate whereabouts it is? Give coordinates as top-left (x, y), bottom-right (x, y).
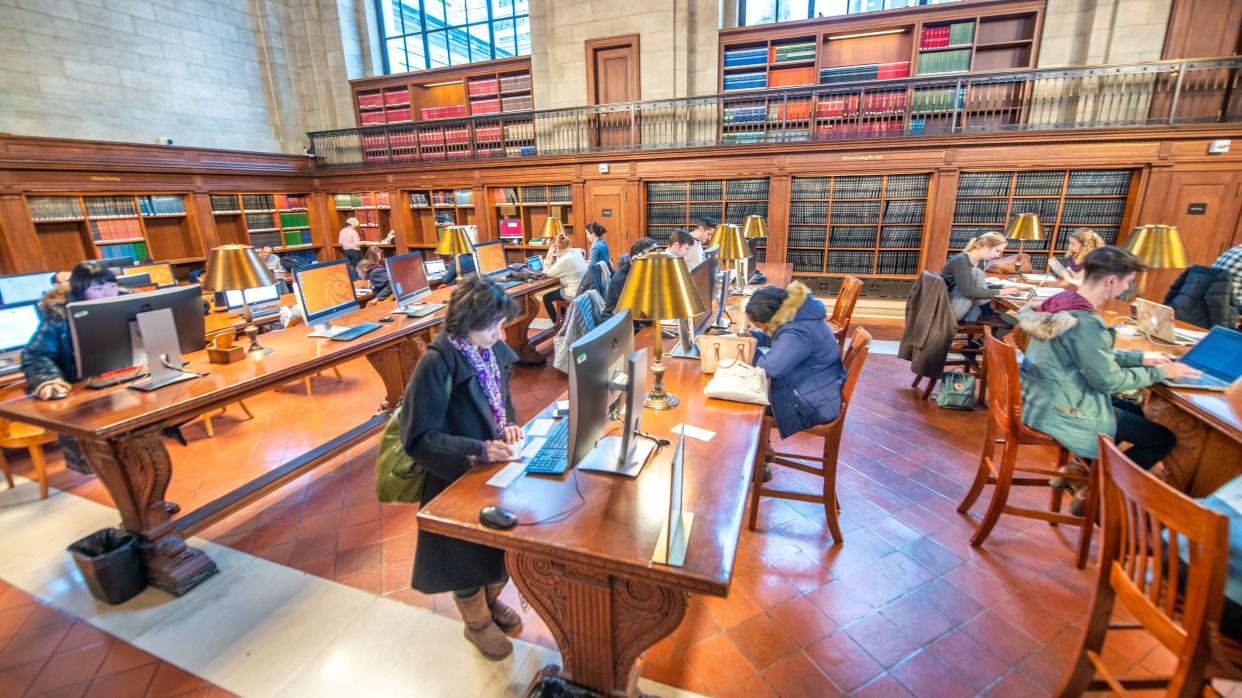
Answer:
top-left (695, 335), bottom-right (757, 374)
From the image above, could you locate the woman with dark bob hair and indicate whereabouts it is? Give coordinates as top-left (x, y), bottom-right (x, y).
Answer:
top-left (399, 276), bottom-right (525, 659)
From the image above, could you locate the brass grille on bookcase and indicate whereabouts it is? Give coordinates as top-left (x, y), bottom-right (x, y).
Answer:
top-left (210, 194), bottom-right (241, 213)
top-left (832, 176), bottom-right (883, 199)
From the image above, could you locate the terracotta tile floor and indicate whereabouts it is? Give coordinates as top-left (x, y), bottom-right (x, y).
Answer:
top-left (4, 317), bottom-right (1241, 697)
top-left (0, 578), bottom-right (234, 697)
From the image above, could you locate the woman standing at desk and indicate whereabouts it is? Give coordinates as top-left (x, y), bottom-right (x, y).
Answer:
top-left (400, 277), bottom-right (525, 660)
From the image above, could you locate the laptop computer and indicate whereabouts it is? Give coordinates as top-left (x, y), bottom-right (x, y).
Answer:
top-left (424, 258), bottom-right (447, 281)
top-left (1135, 298), bottom-right (1177, 344)
top-left (1163, 326), bottom-right (1242, 391)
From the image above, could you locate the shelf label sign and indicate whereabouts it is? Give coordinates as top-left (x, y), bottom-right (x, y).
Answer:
top-left (602, 208), bottom-right (613, 217)
top-left (1187, 203), bottom-right (1207, 215)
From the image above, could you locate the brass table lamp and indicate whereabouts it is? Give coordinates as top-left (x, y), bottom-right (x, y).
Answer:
top-left (711, 223), bottom-right (753, 296)
top-left (1004, 213), bottom-right (1043, 274)
top-left (203, 244), bottom-right (279, 356)
top-left (1122, 224), bottom-right (1187, 299)
top-left (616, 251), bottom-right (707, 410)
top-left (740, 215), bottom-right (767, 286)
top-left (436, 225), bottom-right (475, 277)
top-left (540, 216), bottom-right (564, 243)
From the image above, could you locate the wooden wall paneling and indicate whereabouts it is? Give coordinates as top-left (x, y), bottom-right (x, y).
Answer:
top-left (765, 174), bottom-right (792, 265)
top-left (471, 185), bottom-right (492, 243)
top-left (1162, 0), bottom-right (1242, 59)
top-left (0, 195), bottom-right (47, 273)
top-left (308, 192), bottom-right (337, 261)
top-left (570, 180), bottom-right (588, 249)
top-left (188, 193), bottom-right (222, 254)
top-left (387, 188), bottom-right (412, 254)
top-left (925, 167), bottom-right (960, 271)
top-left (584, 180), bottom-right (630, 264)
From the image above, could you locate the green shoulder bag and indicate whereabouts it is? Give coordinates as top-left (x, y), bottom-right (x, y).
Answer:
top-left (935, 370), bottom-right (977, 410)
top-left (375, 404), bottom-right (425, 504)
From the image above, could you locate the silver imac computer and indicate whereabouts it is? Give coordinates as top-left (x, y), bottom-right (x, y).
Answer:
top-left (385, 251), bottom-right (443, 317)
top-left (293, 259), bottom-right (368, 339)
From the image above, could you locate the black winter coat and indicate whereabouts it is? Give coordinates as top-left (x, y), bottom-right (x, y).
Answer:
top-left (400, 332), bottom-right (517, 593)
top-left (21, 297), bottom-right (77, 390)
top-left (602, 253), bottom-right (632, 318)
top-left (1163, 265), bottom-right (1234, 329)
top-left (363, 264), bottom-right (392, 301)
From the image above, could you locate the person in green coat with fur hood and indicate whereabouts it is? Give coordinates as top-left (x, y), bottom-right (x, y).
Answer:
top-left (1018, 247), bottom-right (1201, 507)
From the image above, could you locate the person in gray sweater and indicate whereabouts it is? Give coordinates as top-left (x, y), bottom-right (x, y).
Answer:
top-left (942, 231), bottom-right (1021, 330)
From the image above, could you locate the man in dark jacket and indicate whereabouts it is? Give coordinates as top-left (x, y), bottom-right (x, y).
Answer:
top-left (1162, 264), bottom-right (1235, 329)
top-left (603, 237), bottom-right (658, 319)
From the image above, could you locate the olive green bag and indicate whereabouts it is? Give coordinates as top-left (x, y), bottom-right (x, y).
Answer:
top-left (375, 405), bottom-right (425, 504)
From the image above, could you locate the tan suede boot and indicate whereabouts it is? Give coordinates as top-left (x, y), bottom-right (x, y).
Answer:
top-left (453, 589), bottom-right (512, 660)
top-left (485, 582), bottom-right (522, 634)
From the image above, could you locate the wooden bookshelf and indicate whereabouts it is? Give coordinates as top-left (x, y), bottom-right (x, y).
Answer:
top-left (25, 193), bottom-right (204, 270)
top-left (717, 0), bottom-right (1042, 141)
top-left (644, 179), bottom-right (771, 259)
top-left (209, 193), bottom-right (317, 266)
top-left (786, 173), bottom-right (931, 279)
top-left (405, 188), bottom-right (477, 250)
top-left (949, 169), bottom-right (1136, 270)
top-left (327, 192), bottom-right (395, 254)
top-left (492, 185), bottom-right (574, 260)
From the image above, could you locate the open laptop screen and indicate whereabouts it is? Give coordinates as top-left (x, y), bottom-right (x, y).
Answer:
top-left (1180, 326), bottom-right (1242, 381)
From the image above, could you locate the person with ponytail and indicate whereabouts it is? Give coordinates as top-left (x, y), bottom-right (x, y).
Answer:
top-left (1063, 228), bottom-right (1102, 282)
top-left (540, 233), bottom-right (587, 325)
top-left (942, 232), bottom-right (1020, 327)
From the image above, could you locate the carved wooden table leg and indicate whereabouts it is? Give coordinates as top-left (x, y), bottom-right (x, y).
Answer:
top-left (365, 331), bottom-right (431, 410)
top-left (79, 428), bottom-right (218, 596)
top-left (1146, 392), bottom-right (1242, 497)
top-left (506, 292), bottom-right (547, 367)
top-left (507, 551), bottom-right (688, 697)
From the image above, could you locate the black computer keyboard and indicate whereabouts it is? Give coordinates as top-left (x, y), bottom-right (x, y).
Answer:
top-left (525, 419), bottom-right (570, 476)
top-left (329, 322), bottom-right (383, 341)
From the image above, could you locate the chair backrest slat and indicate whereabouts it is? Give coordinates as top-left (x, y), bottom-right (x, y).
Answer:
top-left (983, 329), bottom-right (1019, 432)
top-left (840, 327), bottom-right (872, 412)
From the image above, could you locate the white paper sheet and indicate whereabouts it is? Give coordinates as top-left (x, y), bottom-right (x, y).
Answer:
top-left (485, 462), bottom-right (525, 488)
top-left (526, 419), bottom-right (554, 437)
top-left (671, 423), bottom-right (715, 441)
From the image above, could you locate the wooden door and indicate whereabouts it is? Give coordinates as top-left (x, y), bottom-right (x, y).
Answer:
top-left (1133, 169), bottom-right (1242, 299)
top-left (584, 183), bottom-right (629, 266)
top-left (586, 35), bottom-right (640, 149)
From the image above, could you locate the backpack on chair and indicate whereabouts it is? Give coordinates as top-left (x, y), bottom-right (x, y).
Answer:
top-left (935, 370), bottom-right (977, 410)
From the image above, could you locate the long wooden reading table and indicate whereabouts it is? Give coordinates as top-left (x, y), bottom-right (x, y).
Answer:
top-left (0, 277), bottom-right (557, 595)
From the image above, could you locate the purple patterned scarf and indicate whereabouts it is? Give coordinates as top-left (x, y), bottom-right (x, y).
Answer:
top-left (449, 335), bottom-right (507, 433)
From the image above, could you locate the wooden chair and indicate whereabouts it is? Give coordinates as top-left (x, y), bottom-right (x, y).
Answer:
top-left (747, 327), bottom-right (872, 543)
top-left (0, 417), bottom-right (57, 500)
top-left (828, 276), bottom-right (863, 349)
top-left (1058, 436), bottom-right (1242, 696)
top-left (190, 401), bottom-right (255, 438)
top-left (957, 329), bottom-right (1097, 568)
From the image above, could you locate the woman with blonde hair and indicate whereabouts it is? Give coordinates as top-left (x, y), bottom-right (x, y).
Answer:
top-left (541, 234), bottom-right (587, 325)
top-left (942, 232), bottom-right (1021, 327)
top-left (1063, 228), bottom-right (1102, 281)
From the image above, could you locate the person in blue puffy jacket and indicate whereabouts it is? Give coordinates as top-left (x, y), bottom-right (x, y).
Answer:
top-left (746, 280), bottom-right (846, 440)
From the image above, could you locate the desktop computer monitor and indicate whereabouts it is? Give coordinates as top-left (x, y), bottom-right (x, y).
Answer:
top-left (224, 284), bottom-right (281, 310)
top-left (92, 256), bottom-right (133, 271)
top-left (0, 271), bottom-right (54, 305)
top-left (385, 251), bottom-right (431, 308)
top-left (670, 256), bottom-right (715, 358)
top-left (0, 303), bottom-right (42, 354)
top-left (117, 273), bottom-right (153, 290)
top-left (293, 259), bottom-right (359, 331)
top-left (568, 310), bottom-right (657, 477)
top-left (124, 263), bottom-right (175, 287)
top-left (67, 285), bottom-right (206, 381)
top-left (474, 240), bottom-right (508, 279)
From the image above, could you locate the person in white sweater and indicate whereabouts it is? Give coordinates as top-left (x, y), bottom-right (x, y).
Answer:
top-left (541, 234), bottom-right (588, 325)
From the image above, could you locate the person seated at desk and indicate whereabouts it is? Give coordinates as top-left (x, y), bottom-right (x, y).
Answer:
top-left (1018, 246), bottom-right (1201, 512)
top-left (356, 247), bottom-right (392, 301)
top-left (51, 270), bottom-right (71, 293)
top-left (541, 234), bottom-right (586, 325)
top-left (745, 281), bottom-right (845, 482)
top-left (942, 232), bottom-right (1021, 331)
top-left (1061, 228), bottom-right (1103, 284)
top-left (435, 253), bottom-right (476, 288)
top-left (1212, 242), bottom-right (1242, 313)
top-left (257, 244), bottom-right (284, 273)
top-left (400, 277), bottom-right (524, 661)
top-left (586, 221), bottom-right (612, 273)
top-left (666, 228), bottom-right (697, 259)
top-left (603, 237), bottom-right (658, 320)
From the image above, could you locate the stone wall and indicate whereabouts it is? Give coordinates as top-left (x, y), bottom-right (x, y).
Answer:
top-left (1039, 0), bottom-right (1173, 66)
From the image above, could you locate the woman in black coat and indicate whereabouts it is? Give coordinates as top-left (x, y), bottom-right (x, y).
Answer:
top-left (399, 276), bottom-right (524, 660)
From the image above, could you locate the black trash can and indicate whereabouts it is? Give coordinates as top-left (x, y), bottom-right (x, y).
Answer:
top-left (67, 528), bottom-right (147, 605)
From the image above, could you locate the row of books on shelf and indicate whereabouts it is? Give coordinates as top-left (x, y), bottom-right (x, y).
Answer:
top-left (468, 77), bottom-right (499, 96)
top-left (957, 170), bottom-right (1129, 198)
top-left (434, 210), bottom-right (456, 225)
top-left (422, 105), bottom-right (468, 121)
top-left (28, 196), bottom-right (83, 221)
top-left (769, 67), bottom-right (815, 88)
top-left (954, 199), bottom-right (1013, 223)
top-left (820, 62), bottom-right (910, 85)
top-left (772, 42), bottom-right (815, 63)
top-left (816, 120), bottom-right (904, 139)
top-left (90, 218), bottom-right (143, 242)
top-left (916, 49), bottom-right (971, 75)
top-left (99, 241), bottom-right (148, 260)
top-left (920, 22), bottom-right (975, 50)
top-left (351, 209), bottom-right (381, 227)
top-left (470, 97), bottom-right (501, 114)
top-left (723, 131), bottom-right (765, 144)
top-left (826, 251), bottom-right (877, 274)
top-left (493, 185), bottom-right (572, 205)
top-left (501, 94), bottom-right (533, 112)
top-left (334, 192), bottom-right (390, 208)
top-left (1061, 199), bottom-right (1126, 222)
top-left (244, 212), bottom-right (279, 231)
top-left (1068, 171), bottom-right (1132, 196)
top-left (791, 174), bottom-right (931, 200)
top-left (724, 71), bottom-right (766, 91)
top-left (723, 46), bottom-right (768, 68)
top-left (249, 230), bottom-right (310, 249)
top-left (912, 87), bottom-right (965, 112)
top-left (356, 90), bottom-right (409, 110)
top-left (875, 251), bottom-right (920, 274)
top-left (84, 196), bottom-right (137, 219)
top-left (499, 73), bottom-right (532, 93)
top-left (239, 211), bottom-right (309, 230)
top-left (137, 195), bottom-right (185, 216)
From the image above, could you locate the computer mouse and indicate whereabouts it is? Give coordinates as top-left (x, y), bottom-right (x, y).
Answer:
top-left (479, 505), bottom-right (517, 530)
top-left (379, 316), bottom-right (394, 323)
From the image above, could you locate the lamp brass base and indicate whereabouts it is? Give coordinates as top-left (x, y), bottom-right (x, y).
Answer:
top-left (645, 389), bottom-right (679, 410)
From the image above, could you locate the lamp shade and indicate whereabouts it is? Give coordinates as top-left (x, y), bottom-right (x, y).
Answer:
top-left (1123, 225), bottom-right (1188, 269)
top-left (540, 216), bottom-right (564, 240)
top-left (1005, 213), bottom-right (1044, 241)
top-left (436, 226), bottom-right (475, 257)
top-left (742, 215), bottom-right (767, 239)
top-left (202, 244), bottom-right (277, 292)
top-left (710, 224), bottom-right (752, 261)
top-left (616, 251), bottom-right (707, 321)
